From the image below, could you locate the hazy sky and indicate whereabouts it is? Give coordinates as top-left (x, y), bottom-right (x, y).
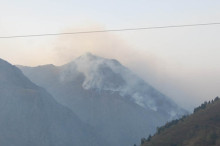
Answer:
top-left (1, 0), bottom-right (220, 110)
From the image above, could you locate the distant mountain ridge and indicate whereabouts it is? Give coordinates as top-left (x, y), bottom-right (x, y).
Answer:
top-left (19, 52), bottom-right (187, 146)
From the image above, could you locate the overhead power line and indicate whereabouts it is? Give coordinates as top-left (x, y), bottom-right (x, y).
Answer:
top-left (0, 22), bottom-right (220, 39)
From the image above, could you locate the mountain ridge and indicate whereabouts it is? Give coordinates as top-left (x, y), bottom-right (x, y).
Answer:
top-left (0, 58), bottom-right (105, 146)
top-left (61, 53), bottom-right (186, 116)
top-left (18, 52), bottom-right (187, 146)
top-left (141, 97), bottom-right (220, 146)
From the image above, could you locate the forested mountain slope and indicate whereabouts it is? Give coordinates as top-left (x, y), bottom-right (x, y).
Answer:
top-left (142, 97), bottom-right (220, 146)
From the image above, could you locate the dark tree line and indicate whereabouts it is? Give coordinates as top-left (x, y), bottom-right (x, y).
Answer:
top-left (194, 96), bottom-right (219, 113)
top-left (141, 96), bottom-right (220, 145)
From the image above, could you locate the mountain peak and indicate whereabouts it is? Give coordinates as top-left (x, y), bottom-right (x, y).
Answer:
top-left (0, 58), bottom-right (13, 69)
top-left (83, 52), bottom-right (95, 57)
top-left (60, 54), bottom-right (185, 117)
top-left (74, 52), bottom-right (122, 67)
top-left (77, 52), bottom-right (100, 61)
top-left (19, 53), bottom-right (186, 119)
top-left (0, 58), bottom-right (37, 89)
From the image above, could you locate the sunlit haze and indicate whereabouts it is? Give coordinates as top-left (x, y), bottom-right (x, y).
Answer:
top-left (1, 0), bottom-right (220, 110)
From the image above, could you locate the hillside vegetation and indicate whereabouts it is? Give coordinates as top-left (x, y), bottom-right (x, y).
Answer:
top-left (141, 97), bottom-right (220, 146)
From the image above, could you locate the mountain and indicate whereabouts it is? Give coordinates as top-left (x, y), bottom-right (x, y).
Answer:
top-left (0, 58), bottom-right (104, 146)
top-left (141, 97), bottom-right (220, 146)
top-left (19, 52), bottom-right (186, 146)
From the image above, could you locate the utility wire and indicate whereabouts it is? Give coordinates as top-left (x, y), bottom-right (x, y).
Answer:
top-left (0, 22), bottom-right (220, 39)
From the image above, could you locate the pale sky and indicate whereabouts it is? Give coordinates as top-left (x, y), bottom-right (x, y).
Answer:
top-left (1, 0), bottom-right (220, 111)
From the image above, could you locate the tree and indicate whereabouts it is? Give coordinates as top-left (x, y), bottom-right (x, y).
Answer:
top-left (141, 138), bottom-right (147, 144)
top-left (214, 96), bottom-right (219, 102)
top-left (147, 134), bottom-right (152, 141)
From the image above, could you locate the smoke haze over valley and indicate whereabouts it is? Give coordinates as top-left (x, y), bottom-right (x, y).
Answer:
top-left (1, 1), bottom-right (220, 145)
top-left (1, 25), bottom-right (220, 110)
top-left (18, 53), bottom-right (187, 146)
